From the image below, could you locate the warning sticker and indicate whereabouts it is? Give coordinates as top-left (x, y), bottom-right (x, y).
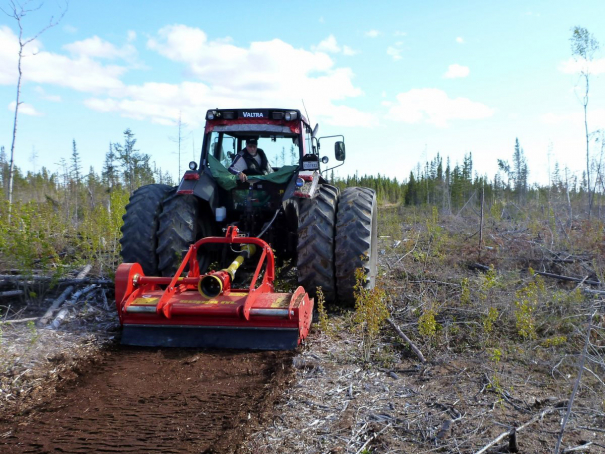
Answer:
top-left (270, 296), bottom-right (290, 308)
top-left (133, 297), bottom-right (158, 306)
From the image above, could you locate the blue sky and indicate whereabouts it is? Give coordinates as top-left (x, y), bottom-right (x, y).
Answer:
top-left (1, 0), bottom-right (605, 184)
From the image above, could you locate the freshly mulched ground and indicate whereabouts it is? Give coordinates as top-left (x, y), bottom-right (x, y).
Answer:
top-left (0, 346), bottom-right (292, 453)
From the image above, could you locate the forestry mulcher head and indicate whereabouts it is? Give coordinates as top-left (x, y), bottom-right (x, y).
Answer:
top-left (115, 226), bottom-right (314, 350)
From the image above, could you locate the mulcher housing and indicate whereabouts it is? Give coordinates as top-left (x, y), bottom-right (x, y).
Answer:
top-left (117, 108), bottom-right (378, 349)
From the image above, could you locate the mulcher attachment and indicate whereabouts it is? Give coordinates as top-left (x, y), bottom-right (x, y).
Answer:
top-left (115, 226), bottom-right (314, 350)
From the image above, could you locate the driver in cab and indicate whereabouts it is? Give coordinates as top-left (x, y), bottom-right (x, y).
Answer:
top-left (228, 138), bottom-right (273, 182)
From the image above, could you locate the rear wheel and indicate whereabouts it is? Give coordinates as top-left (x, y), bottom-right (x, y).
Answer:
top-left (156, 193), bottom-right (213, 277)
top-left (119, 184), bottom-right (172, 275)
top-left (296, 184), bottom-right (338, 302)
top-left (335, 187), bottom-right (378, 306)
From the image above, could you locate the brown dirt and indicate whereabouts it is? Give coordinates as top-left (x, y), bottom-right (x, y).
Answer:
top-left (0, 346), bottom-right (293, 453)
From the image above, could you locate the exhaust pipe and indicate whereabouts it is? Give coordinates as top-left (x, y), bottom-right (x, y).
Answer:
top-left (198, 245), bottom-right (256, 298)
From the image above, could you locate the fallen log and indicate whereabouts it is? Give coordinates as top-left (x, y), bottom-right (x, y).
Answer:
top-left (50, 284), bottom-right (98, 330)
top-left (534, 271), bottom-right (600, 286)
top-left (37, 265), bottom-right (92, 327)
top-left (386, 317), bottom-right (426, 363)
top-left (0, 275), bottom-right (112, 286)
top-left (0, 290), bottom-right (24, 297)
top-left (0, 264), bottom-right (111, 287)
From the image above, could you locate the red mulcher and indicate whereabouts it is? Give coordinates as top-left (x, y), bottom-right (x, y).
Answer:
top-left (115, 226), bottom-right (313, 350)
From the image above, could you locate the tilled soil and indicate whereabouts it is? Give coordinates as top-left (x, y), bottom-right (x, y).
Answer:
top-left (0, 346), bottom-right (292, 453)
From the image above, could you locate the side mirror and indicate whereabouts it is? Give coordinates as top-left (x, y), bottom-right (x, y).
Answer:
top-left (335, 141), bottom-right (346, 161)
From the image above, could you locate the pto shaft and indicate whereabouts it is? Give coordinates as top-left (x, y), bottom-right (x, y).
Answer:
top-left (198, 245), bottom-right (256, 298)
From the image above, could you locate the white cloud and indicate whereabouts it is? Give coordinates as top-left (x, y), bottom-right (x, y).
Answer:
top-left (388, 88), bottom-right (494, 127)
top-left (315, 35), bottom-right (340, 53)
top-left (393, 31), bottom-right (407, 37)
top-left (456, 37), bottom-right (464, 43)
top-left (314, 35), bottom-right (357, 56)
top-left (127, 30), bottom-right (137, 42)
top-left (365, 30), bottom-right (380, 38)
top-left (0, 26), bottom-right (19, 84)
top-left (444, 64), bottom-right (470, 78)
top-left (64, 36), bottom-right (136, 60)
top-left (387, 46), bottom-right (402, 61)
top-left (8, 101), bottom-right (43, 116)
top-left (558, 57), bottom-right (605, 75)
top-left (319, 16), bottom-right (325, 23)
top-left (137, 25), bottom-right (371, 127)
top-left (342, 45), bottom-right (358, 56)
top-left (2, 24), bottom-right (374, 129)
top-left (0, 26), bottom-right (127, 93)
top-left (63, 25), bottom-right (77, 34)
top-left (34, 86), bottom-right (61, 102)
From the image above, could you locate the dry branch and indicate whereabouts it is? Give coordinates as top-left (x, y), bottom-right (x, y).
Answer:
top-left (386, 317), bottom-right (426, 363)
top-left (0, 316), bottom-right (38, 325)
top-left (469, 263), bottom-right (602, 287)
top-left (473, 404), bottom-right (564, 454)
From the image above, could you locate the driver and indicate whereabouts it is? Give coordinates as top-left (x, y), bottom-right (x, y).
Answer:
top-left (228, 138), bottom-right (273, 182)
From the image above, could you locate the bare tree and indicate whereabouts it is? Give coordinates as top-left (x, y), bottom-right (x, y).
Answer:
top-left (570, 26), bottom-right (600, 218)
top-left (1, 0), bottom-right (67, 217)
top-left (169, 111), bottom-right (189, 178)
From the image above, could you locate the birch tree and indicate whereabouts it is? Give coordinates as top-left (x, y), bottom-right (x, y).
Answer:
top-left (1, 0), bottom-right (67, 216)
top-left (570, 26), bottom-right (600, 218)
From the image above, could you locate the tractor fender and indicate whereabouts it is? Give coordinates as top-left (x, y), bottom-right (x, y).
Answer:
top-left (176, 170), bottom-right (218, 213)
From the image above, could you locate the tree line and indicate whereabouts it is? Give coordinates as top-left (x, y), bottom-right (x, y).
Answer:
top-left (334, 137), bottom-right (605, 217)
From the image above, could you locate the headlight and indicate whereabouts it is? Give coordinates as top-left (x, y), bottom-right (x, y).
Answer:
top-left (206, 111), bottom-right (215, 120)
top-left (189, 161), bottom-right (197, 170)
top-left (285, 111), bottom-right (298, 121)
top-left (295, 178), bottom-right (305, 187)
top-left (321, 156), bottom-right (329, 164)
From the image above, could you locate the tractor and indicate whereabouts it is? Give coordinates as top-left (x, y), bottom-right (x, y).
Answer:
top-left (115, 108), bottom-right (378, 349)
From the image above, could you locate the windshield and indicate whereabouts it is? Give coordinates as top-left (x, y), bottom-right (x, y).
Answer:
top-left (208, 131), bottom-right (301, 169)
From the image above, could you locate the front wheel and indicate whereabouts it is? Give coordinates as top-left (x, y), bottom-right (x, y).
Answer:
top-left (335, 187), bottom-right (378, 306)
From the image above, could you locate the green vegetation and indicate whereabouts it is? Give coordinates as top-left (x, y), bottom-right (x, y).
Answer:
top-left (0, 129), bottom-right (171, 275)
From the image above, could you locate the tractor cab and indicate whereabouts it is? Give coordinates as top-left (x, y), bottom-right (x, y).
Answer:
top-left (201, 108), bottom-right (312, 170)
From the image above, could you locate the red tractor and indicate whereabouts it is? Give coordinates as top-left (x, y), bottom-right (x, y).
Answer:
top-left (116, 108), bottom-right (378, 349)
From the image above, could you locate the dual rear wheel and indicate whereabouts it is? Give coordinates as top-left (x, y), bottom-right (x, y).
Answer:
top-left (120, 186), bottom-right (212, 277)
top-left (296, 185), bottom-right (378, 307)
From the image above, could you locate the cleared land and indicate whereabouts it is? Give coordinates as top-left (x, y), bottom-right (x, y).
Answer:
top-left (1, 203), bottom-right (604, 453)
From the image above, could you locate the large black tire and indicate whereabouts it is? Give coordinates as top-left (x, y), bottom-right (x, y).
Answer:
top-left (119, 184), bottom-right (173, 275)
top-left (335, 187), bottom-right (378, 306)
top-left (156, 193), bottom-right (213, 277)
top-left (296, 185), bottom-right (338, 302)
